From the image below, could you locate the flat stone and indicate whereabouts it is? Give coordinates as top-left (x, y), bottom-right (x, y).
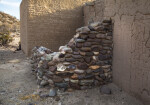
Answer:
top-left (84, 74), bottom-right (94, 79)
top-left (79, 51), bottom-right (86, 56)
top-left (65, 54), bottom-right (72, 58)
top-left (98, 54), bottom-right (111, 60)
top-left (80, 79), bottom-right (94, 86)
top-left (70, 79), bottom-right (79, 84)
top-left (100, 50), bottom-right (107, 54)
top-left (49, 88), bottom-right (57, 97)
top-left (59, 53), bottom-right (65, 58)
top-left (72, 55), bottom-right (82, 59)
top-left (80, 47), bottom-right (91, 52)
top-left (52, 76), bottom-right (64, 83)
top-left (88, 34), bottom-right (96, 39)
top-left (96, 34), bottom-right (106, 39)
top-left (77, 63), bottom-right (88, 70)
top-left (73, 52), bottom-right (80, 55)
top-left (93, 52), bottom-right (99, 55)
top-left (102, 65), bottom-right (111, 69)
top-left (55, 83), bottom-right (68, 88)
top-left (84, 57), bottom-right (92, 64)
top-left (57, 63), bottom-right (66, 71)
top-left (95, 76), bottom-right (103, 81)
top-left (74, 69), bottom-right (85, 74)
top-left (102, 40), bottom-right (113, 44)
top-left (71, 74), bottom-right (78, 79)
top-left (93, 68), bottom-right (104, 73)
top-left (100, 85), bottom-right (111, 94)
top-left (92, 56), bottom-right (99, 61)
top-left (65, 58), bottom-right (76, 62)
top-left (40, 80), bottom-right (49, 86)
top-left (78, 75), bottom-right (85, 80)
top-left (83, 42), bottom-right (92, 47)
top-left (86, 69), bottom-right (92, 74)
top-left (85, 52), bottom-right (93, 56)
top-left (48, 61), bottom-right (56, 66)
top-left (48, 79), bottom-right (54, 85)
top-left (75, 39), bottom-right (85, 43)
top-left (67, 65), bottom-right (76, 70)
top-left (76, 43), bottom-right (83, 48)
top-left (80, 35), bottom-right (89, 40)
top-left (76, 26), bottom-right (90, 34)
top-left (106, 32), bottom-right (112, 36)
top-left (63, 62), bottom-right (71, 66)
top-left (49, 66), bottom-right (57, 72)
top-left (89, 65), bottom-right (100, 70)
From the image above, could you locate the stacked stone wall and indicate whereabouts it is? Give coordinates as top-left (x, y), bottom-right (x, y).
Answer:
top-left (31, 20), bottom-right (113, 91)
top-left (84, 0), bottom-right (150, 104)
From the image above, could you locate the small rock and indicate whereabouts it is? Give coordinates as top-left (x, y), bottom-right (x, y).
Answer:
top-left (75, 39), bottom-right (85, 43)
top-left (80, 47), bottom-right (91, 52)
top-left (77, 63), bottom-right (88, 70)
top-left (52, 76), bottom-right (64, 83)
top-left (49, 66), bottom-right (57, 72)
top-left (72, 55), bottom-right (82, 59)
top-left (49, 88), bottom-right (57, 97)
top-left (40, 80), bottom-right (49, 86)
top-left (100, 85), bottom-right (111, 94)
top-left (89, 65), bottom-right (100, 70)
top-left (55, 83), bottom-right (68, 88)
top-left (67, 65), bottom-right (76, 70)
top-left (74, 69), bottom-right (85, 74)
top-left (65, 58), bottom-right (76, 62)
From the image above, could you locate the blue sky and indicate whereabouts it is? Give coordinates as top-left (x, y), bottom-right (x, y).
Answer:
top-left (0, 0), bottom-right (22, 19)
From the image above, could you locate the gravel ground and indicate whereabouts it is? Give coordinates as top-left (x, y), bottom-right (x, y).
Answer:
top-left (0, 46), bottom-right (144, 105)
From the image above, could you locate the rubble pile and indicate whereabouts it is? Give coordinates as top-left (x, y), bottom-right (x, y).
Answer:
top-left (31, 20), bottom-right (113, 91)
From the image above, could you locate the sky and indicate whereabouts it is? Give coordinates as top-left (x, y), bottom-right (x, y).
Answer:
top-left (0, 0), bottom-right (22, 19)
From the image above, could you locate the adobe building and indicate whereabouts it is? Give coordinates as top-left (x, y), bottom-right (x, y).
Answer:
top-left (20, 0), bottom-right (150, 104)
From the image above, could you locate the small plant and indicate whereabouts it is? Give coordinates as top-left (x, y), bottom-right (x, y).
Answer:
top-left (0, 31), bottom-right (13, 45)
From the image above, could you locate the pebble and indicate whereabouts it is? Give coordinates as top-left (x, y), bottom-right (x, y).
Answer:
top-left (77, 63), bottom-right (88, 70)
top-left (49, 88), bottom-right (57, 97)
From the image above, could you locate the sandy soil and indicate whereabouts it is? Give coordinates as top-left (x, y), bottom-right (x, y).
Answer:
top-left (0, 38), bottom-right (144, 105)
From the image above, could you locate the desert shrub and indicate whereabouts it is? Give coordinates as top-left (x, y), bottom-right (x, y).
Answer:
top-left (0, 31), bottom-right (13, 45)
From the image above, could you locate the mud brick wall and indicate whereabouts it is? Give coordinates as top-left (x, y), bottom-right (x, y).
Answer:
top-left (20, 0), bottom-right (94, 56)
top-left (84, 0), bottom-right (150, 104)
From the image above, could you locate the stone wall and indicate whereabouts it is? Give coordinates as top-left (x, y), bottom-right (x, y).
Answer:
top-left (84, 0), bottom-right (150, 104)
top-left (20, 0), bottom-right (94, 56)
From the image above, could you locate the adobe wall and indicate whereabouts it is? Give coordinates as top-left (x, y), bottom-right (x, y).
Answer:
top-left (84, 0), bottom-right (150, 104)
top-left (20, 0), bottom-right (94, 56)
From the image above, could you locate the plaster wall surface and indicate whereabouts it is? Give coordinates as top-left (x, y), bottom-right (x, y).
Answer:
top-left (84, 0), bottom-right (150, 104)
top-left (20, 0), bottom-right (94, 55)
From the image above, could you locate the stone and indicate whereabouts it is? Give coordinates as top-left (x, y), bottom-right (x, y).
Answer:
top-left (70, 79), bottom-right (79, 84)
top-left (89, 65), bottom-right (100, 70)
top-left (78, 75), bottom-right (85, 80)
top-left (83, 42), bottom-right (92, 47)
top-left (100, 74), bottom-right (106, 79)
top-left (65, 54), bottom-right (72, 58)
top-left (84, 57), bottom-right (92, 64)
top-left (40, 80), bottom-right (49, 86)
top-left (96, 34), bottom-right (106, 39)
top-left (106, 36), bottom-right (112, 40)
top-left (89, 34), bottom-right (96, 39)
top-left (86, 69), bottom-right (92, 74)
top-left (85, 52), bottom-right (93, 56)
top-left (93, 68), bottom-right (104, 73)
top-left (59, 53), bottom-right (65, 58)
top-left (84, 74), bottom-right (94, 79)
top-left (79, 51), bottom-right (86, 56)
top-left (90, 22), bottom-right (101, 28)
top-left (77, 63), bottom-right (88, 70)
top-left (74, 69), bottom-right (85, 74)
top-left (80, 47), bottom-right (91, 52)
top-left (71, 74), bottom-right (78, 79)
top-left (88, 25), bottom-right (95, 31)
top-left (65, 58), bottom-right (76, 62)
top-left (72, 55), bottom-right (82, 59)
top-left (49, 66), bottom-right (57, 72)
top-left (48, 61), bottom-right (55, 66)
top-left (100, 50), bottom-right (107, 54)
top-left (96, 61), bottom-right (105, 66)
top-left (102, 65), bottom-right (111, 69)
top-left (67, 65), bottom-right (76, 70)
top-left (55, 96), bottom-right (60, 101)
top-left (48, 79), bottom-right (54, 85)
top-left (103, 20), bottom-right (111, 23)
top-left (92, 56), bottom-right (99, 61)
top-left (98, 54), bottom-right (111, 60)
top-left (76, 26), bottom-right (90, 34)
top-left (95, 76), bottom-right (103, 81)
top-left (75, 39), bottom-right (85, 43)
top-left (106, 32), bottom-right (112, 36)
top-left (49, 88), bottom-right (57, 97)
top-left (73, 52), bottom-right (80, 55)
top-left (80, 86), bottom-right (91, 90)
top-left (100, 85), bottom-right (111, 94)
top-left (52, 76), bottom-right (64, 83)
top-left (63, 62), bottom-right (71, 66)
top-left (55, 83), bottom-right (68, 88)
top-left (102, 40), bottom-right (113, 44)
top-left (80, 79), bottom-right (94, 86)
top-left (80, 35), bottom-right (89, 40)
top-left (57, 63), bottom-right (66, 71)
top-left (91, 45), bottom-right (101, 51)
top-left (93, 52), bottom-right (99, 55)
top-left (76, 43), bottom-right (83, 48)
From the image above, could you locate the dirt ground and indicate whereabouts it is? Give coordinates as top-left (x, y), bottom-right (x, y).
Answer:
top-left (0, 37), bottom-right (144, 105)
